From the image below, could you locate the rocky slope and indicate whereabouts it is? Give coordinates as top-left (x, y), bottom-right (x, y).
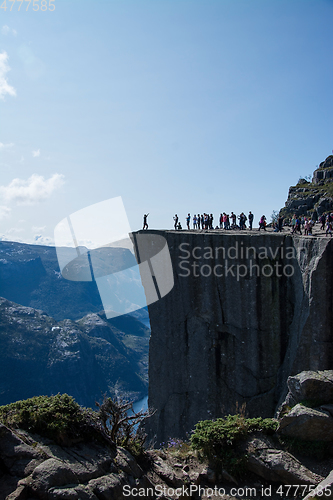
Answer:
top-left (0, 297), bottom-right (149, 407)
top-left (280, 155), bottom-right (333, 219)
top-left (2, 371), bottom-right (333, 500)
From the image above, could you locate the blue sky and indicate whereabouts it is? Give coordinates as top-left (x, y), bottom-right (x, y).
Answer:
top-left (0, 0), bottom-right (332, 245)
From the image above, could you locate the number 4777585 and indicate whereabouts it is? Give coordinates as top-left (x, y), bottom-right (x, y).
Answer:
top-left (0, 0), bottom-right (55, 11)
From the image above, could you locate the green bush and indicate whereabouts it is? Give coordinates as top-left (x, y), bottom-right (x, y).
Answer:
top-left (190, 415), bottom-right (278, 475)
top-left (0, 394), bottom-right (97, 444)
top-left (0, 393), bottom-right (153, 457)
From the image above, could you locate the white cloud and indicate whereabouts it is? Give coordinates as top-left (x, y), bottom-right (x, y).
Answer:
top-left (32, 149), bottom-right (40, 157)
top-left (4, 227), bottom-right (23, 234)
top-left (0, 142), bottom-right (14, 149)
top-left (32, 225), bottom-right (46, 233)
top-left (33, 234), bottom-right (54, 246)
top-left (0, 205), bottom-right (11, 220)
top-left (0, 51), bottom-right (16, 99)
top-left (1, 26), bottom-right (16, 36)
top-left (0, 173), bottom-right (65, 205)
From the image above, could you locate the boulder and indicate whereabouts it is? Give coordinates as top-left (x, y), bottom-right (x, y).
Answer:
top-left (244, 436), bottom-right (323, 485)
top-left (29, 458), bottom-right (79, 498)
top-left (278, 370), bottom-right (333, 417)
top-left (278, 404), bottom-right (333, 441)
top-left (0, 424), bottom-right (43, 477)
top-left (152, 456), bottom-right (184, 488)
top-left (88, 472), bottom-right (127, 500)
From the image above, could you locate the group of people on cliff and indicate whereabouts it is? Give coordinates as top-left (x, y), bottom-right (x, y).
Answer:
top-left (142, 211), bottom-right (333, 236)
top-left (172, 212), bottom-right (265, 231)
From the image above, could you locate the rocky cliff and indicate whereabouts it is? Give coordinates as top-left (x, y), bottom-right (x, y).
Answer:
top-left (144, 230), bottom-right (333, 444)
top-left (281, 155), bottom-right (333, 219)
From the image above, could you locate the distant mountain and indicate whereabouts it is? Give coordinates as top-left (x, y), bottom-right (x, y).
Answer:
top-left (0, 297), bottom-right (149, 408)
top-left (0, 240), bottom-right (150, 405)
top-left (0, 240), bottom-right (147, 322)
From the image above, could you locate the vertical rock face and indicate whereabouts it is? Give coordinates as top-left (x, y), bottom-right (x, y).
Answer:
top-left (143, 230), bottom-right (333, 444)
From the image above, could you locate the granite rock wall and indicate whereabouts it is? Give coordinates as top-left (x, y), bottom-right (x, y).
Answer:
top-left (142, 231), bottom-right (333, 444)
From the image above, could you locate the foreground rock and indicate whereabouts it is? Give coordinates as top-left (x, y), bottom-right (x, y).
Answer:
top-left (0, 422), bottom-right (150, 500)
top-left (0, 421), bottom-right (330, 500)
top-left (279, 371), bottom-right (333, 413)
top-left (244, 435), bottom-right (323, 485)
top-left (277, 371), bottom-right (333, 442)
top-left (278, 404), bottom-right (333, 441)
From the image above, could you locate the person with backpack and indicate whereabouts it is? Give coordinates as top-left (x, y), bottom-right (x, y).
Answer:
top-left (258, 215), bottom-right (266, 231)
top-left (230, 212), bottom-right (237, 229)
top-left (173, 214), bottom-right (178, 230)
top-left (226, 214), bottom-right (230, 230)
top-left (291, 215), bottom-right (297, 234)
top-left (186, 213), bottom-right (191, 230)
top-left (238, 212), bottom-right (246, 230)
top-left (295, 217), bottom-right (302, 235)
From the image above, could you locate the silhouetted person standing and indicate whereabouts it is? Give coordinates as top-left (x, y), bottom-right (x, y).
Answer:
top-left (143, 213), bottom-right (149, 230)
top-left (248, 211), bottom-right (254, 230)
top-left (173, 214), bottom-right (178, 230)
top-left (186, 213), bottom-right (191, 230)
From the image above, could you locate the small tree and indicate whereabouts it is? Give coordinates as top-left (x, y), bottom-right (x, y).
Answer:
top-left (271, 210), bottom-right (279, 224)
top-left (95, 395), bottom-right (155, 456)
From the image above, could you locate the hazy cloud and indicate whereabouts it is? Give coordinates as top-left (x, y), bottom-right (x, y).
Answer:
top-left (17, 45), bottom-right (44, 80)
top-left (0, 173), bottom-right (65, 205)
top-left (0, 142), bottom-right (14, 149)
top-left (32, 149), bottom-right (40, 157)
top-left (32, 225), bottom-right (46, 233)
top-left (33, 234), bottom-right (54, 246)
top-left (2, 26), bottom-right (17, 36)
top-left (0, 51), bottom-right (16, 99)
top-left (4, 227), bottom-right (23, 234)
top-left (0, 205), bottom-right (11, 220)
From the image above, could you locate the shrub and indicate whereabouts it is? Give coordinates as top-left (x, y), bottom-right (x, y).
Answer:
top-left (0, 394), bottom-right (97, 444)
top-left (190, 414), bottom-right (278, 475)
top-left (0, 393), bottom-right (154, 456)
